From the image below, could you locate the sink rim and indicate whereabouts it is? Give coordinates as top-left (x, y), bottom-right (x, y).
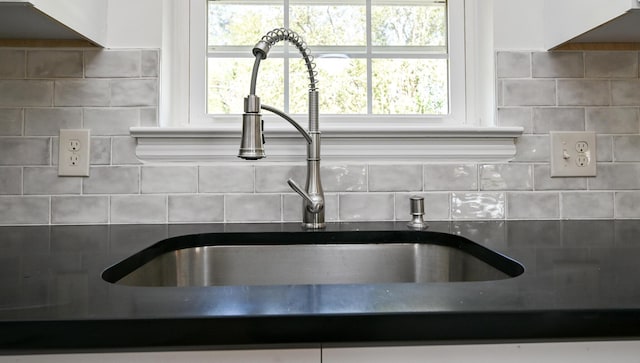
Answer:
top-left (102, 229), bottom-right (525, 286)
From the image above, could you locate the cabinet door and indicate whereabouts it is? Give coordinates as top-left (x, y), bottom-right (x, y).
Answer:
top-left (0, 348), bottom-right (320, 363)
top-left (323, 341), bottom-right (640, 363)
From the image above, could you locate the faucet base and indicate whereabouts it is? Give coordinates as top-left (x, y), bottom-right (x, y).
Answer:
top-left (302, 222), bottom-right (326, 229)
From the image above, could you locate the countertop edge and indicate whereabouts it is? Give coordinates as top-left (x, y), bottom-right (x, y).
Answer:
top-left (2, 309), bottom-right (640, 354)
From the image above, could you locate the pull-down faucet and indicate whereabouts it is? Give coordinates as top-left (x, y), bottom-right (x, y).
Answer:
top-left (238, 28), bottom-right (325, 229)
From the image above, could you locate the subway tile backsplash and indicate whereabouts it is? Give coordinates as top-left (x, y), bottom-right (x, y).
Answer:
top-left (1, 49), bottom-right (640, 224)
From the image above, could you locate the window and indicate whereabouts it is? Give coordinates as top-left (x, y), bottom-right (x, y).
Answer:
top-left (135, 0), bottom-right (521, 163)
top-left (206, 0), bottom-right (449, 117)
top-left (188, 0), bottom-right (466, 125)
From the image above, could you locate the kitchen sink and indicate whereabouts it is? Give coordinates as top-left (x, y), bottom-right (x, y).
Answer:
top-left (102, 229), bottom-right (524, 287)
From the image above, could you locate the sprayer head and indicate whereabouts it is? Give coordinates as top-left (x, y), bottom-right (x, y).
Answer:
top-left (238, 113), bottom-right (265, 160)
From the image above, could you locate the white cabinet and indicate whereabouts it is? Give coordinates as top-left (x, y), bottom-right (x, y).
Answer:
top-left (0, 348), bottom-right (320, 363)
top-left (323, 341), bottom-right (640, 363)
top-left (3, 342), bottom-right (640, 362)
top-left (544, 0), bottom-right (640, 49)
top-left (0, 0), bottom-right (107, 46)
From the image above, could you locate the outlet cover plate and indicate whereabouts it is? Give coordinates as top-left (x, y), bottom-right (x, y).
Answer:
top-left (58, 129), bottom-right (90, 177)
top-left (550, 131), bottom-right (596, 177)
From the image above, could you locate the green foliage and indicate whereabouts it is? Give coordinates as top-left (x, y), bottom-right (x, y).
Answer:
top-left (372, 5), bottom-right (446, 46)
top-left (290, 5), bottom-right (366, 46)
top-left (207, 1), bottom-right (448, 116)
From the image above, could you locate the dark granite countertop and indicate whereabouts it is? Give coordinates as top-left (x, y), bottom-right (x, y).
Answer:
top-left (1, 220), bottom-right (640, 353)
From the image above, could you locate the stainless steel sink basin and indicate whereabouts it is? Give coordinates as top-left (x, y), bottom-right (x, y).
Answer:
top-left (102, 229), bottom-right (523, 287)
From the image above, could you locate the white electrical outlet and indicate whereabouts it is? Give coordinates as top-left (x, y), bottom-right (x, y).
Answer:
top-left (550, 131), bottom-right (596, 177)
top-left (58, 129), bottom-right (90, 177)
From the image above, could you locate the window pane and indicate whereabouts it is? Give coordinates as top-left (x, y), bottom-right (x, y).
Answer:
top-left (290, 2), bottom-right (366, 46)
top-left (372, 3), bottom-right (446, 47)
top-left (208, 2), bottom-right (284, 46)
top-left (372, 59), bottom-right (448, 115)
top-left (290, 57), bottom-right (367, 114)
top-left (208, 58), bottom-right (284, 114)
top-left (206, 0), bottom-right (451, 117)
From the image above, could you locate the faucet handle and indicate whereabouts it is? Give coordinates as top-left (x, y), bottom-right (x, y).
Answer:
top-left (287, 178), bottom-right (323, 213)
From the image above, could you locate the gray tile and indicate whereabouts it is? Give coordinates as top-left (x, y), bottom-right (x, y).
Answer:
top-left (424, 164), bottom-right (477, 191)
top-left (140, 107), bottom-right (158, 126)
top-left (0, 196), bottom-right (49, 224)
top-left (200, 165), bottom-right (254, 192)
top-left (612, 80), bottom-right (640, 106)
top-left (51, 196), bottom-right (108, 224)
top-left (597, 135), bottom-right (613, 162)
top-left (141, 50), bottom-right (159, 77)
top-left (0, 50), bottom-right (25, 79)
top-left (284, 193), bottom-right (339, 222)
top-left (496, 52), bottom-right (531, 78)
top-left (225, 194), bottom-right (281, 222)
top-left (533, 164), bottom-right (587, 190)
top-left (506, 192), bottom-right (559, 219)
top-left (589, 163), bottom-right (640, 190)
top-left (54, 80), bottom-right (110, 107)
top-left (532, 108), bottom-right (584, 134)
top-left (255, 164), bottom-right (305, 192)
top-left (614, 136), bottom-right (640, 161)
top-left (110, 79), bottom-right (158, 106)
top-left (615, 192), bottom-right (640, 218)
top-left (513, 135), bottom-right (549, 162)
top-left (561, 192), bottom-right (613, 219)
top-left (24, 108), bottom-right (82, 136)
top-left (0, 80), bottom-right (53, 107)
top-left (339, 193), bottom-right (394, 221)
top-left (586, 107), bottom-right (639, 134)
top-left (85, 50), bottom-right (141, 78)
top-left (111, 195), bottom-right (167, 224)
top-left (322, 164), bottom-right (367, 192)
top-left (0, 137), bottom-right (50, 165)
top-left (395, 192), bottom-right (450, 220)
top-left (112, 136), bottom-right (140, 165)
top-left (502, 80), bottom-right (556, 106)
top-left (91, 137), bottom-right (111, 165)
top-left (27, 51), bottom-right (82, 78)
top-left (168, 195), bottom-right (224, 223)
top-left (83, 166), bottom-right (139, 194)
top-left (141, 166), bottom-right (197, 193)
top-left (558, 80), bottom-right (610, 106)
top-left (496, 108), bottom-right (533, 133)
top-left (451, 192), bottom-right (505, 219)
top-left (0, 167), bottom-right (21, 195)
top-left (24, 167), bottom-right (81, 195)
top-left (84, 108), bottom-right (139, 136)
top-left (532, 52), bottom-right (584, 78)
top-left (368, 164), bottom-right (422, 192)
top-left (585, 52), bottom-right (638, 78)
top-left (0, 108), bottom-right (23, 136)
top-left (480, 164), bottom-right (532, 190)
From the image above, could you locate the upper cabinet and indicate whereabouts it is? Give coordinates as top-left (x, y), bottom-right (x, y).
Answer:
top-left (545, 0), bottom-right (640, 49)
top-left (0, 0), bottom-right (107, 47)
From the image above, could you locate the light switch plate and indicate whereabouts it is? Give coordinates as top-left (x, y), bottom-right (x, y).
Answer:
top-left (58, 129), bottom-right (90, 177)
top-left (550, 131), bottom-right (596, 177)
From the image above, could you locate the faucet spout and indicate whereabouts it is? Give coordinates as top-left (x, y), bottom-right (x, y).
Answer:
top-left (238, 28), bottom-right (325, 229)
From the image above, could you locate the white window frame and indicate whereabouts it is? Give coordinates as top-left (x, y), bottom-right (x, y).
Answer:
top-left (192, 0), bottom-right (463, 125)
top-left (131, 0), bottom-right (522, 163)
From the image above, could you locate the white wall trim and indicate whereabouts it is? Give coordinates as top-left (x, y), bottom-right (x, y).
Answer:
top-left (131, 126), bottom-right (523, 163)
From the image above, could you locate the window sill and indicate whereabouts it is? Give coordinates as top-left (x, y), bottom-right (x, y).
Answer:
top-left (130, 125), bottom-right (523, 163)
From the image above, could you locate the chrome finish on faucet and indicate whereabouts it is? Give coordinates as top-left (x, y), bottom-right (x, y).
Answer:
top-left (238, 95), bottom-right (265, 160)
top-left (238, 28), bottom-right (325, 229)
top-left (407, 196), bottom-right (428, 230)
